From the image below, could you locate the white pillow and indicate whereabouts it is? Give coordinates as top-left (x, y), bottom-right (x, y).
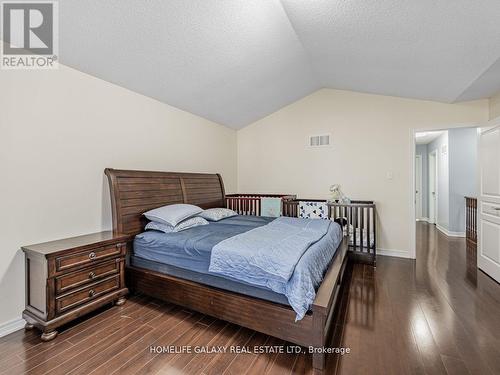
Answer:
top-left (143, 204), bottom-right (202, 226)
top-left (199, 208), bottom-right (237, 222)
top-left (145, 217), bottom-right (208, 233)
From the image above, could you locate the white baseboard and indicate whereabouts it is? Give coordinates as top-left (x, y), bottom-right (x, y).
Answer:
top-left (377, 248), bottom-right (412, 259)
top-left (447, 231), bottom-right (465, 238)
top-left (436, 224), bottom-right (465, 238)
top-left (0, 317), bottom-right (25, 338)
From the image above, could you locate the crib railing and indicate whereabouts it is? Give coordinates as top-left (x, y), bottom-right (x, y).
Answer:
top-left (465, 196), bottom-right (477, 244)
top-left (225, 194), bottom-right (296, 216)
top-left (282, 199), bottom-right (377, 265)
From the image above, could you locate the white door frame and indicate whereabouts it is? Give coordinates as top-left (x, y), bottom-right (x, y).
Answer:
top-left (428, 150), bottom-right (438, 224)
top-left (409, 124), bottom-right (478, 259)
top-left (415, 155), bottom-right (423, 220)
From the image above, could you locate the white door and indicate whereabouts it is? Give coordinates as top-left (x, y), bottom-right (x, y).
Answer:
top-left (429, 151), bottom-right (437, 224)
top-left (415, 155), bottom-right (423, 220)
top-left (478, 124), bottom-right (500, 283)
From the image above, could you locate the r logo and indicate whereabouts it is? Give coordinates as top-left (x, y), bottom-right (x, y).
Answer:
top-left (2, 2), bottom-right (54, 55)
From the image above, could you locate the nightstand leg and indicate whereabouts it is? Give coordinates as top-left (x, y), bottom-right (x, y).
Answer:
top-left (41, 330), bottom-right (58, 342)
top-left (115, 297), bottom-right (126, 306)
top-left (25, 322), bottom-right (35, 330)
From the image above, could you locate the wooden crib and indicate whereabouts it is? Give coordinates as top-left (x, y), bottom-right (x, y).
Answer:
top-left (226, 195), bottom-right (377, 266)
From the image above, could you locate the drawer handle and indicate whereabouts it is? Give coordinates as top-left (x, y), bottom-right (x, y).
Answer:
top-left (88, 252), bottom-right (96, 260)
top-left (88, 289), bottom-right (95, 298)
top-left (88, 271), bottom-right (96, 279)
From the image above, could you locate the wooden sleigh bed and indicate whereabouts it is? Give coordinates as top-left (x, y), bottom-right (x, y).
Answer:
top-left (105, 168), bottom-right (349, 371)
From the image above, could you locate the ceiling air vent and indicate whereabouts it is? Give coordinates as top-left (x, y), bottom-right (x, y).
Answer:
top-left (308, 134), bottom-right (331, 148)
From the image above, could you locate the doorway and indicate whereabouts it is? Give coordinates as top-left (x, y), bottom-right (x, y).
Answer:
top-left (412, 127), bottom-right (479, 259)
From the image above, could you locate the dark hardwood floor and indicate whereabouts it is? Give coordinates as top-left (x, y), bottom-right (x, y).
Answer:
top-left (1, 222), bottom-right (499, 375)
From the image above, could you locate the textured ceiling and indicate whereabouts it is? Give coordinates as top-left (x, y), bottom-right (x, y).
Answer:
top-left (52, 1), bottom-right (500, 128)
top-left (281, 0), bottom-right (500, 104)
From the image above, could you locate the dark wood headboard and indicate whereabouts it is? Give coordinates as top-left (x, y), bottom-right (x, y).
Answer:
top-left (105, 168), bottom-right (226, 235)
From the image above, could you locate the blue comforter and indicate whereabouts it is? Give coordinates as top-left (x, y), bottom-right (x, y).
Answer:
top-left (209, 217), bottom-right (342, 320)
top-left (134, 216), bottom-right (274, 273)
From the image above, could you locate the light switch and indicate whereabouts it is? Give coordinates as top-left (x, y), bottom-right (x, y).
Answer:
top-left (386, 171), bottom-right (394, 180)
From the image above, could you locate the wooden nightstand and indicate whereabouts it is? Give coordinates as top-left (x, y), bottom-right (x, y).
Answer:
top-left (22, 231), bottom-right (131, 341)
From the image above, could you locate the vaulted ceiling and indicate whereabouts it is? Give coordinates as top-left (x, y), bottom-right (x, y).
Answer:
top-left (58, 0), bottom-right (500, 129)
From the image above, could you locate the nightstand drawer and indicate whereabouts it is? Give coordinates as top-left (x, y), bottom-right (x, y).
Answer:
top-left (54, 243), bottom-right (125, 273)
top-left (55, 260), bottom-right (120, 294)
top-left (56, 275), bottom-right (120, 314)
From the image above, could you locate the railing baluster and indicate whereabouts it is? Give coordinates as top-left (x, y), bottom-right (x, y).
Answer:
top-left (465, 197), bottom-right (477, 244)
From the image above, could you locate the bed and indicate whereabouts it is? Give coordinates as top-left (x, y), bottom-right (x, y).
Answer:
top-left (105, 168), bottom-right (349, 371)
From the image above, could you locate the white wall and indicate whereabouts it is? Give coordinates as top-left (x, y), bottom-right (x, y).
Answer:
top-left (428, 132), bottom-right (450, 231)
top-left (237, 89), bottom-right (488, 255)
top-left (490, 92), bottom-right (500, 120)
top-left (448, 127), bottom-right (478, 234)
top-left (0, 65), bottom-right (237, 332)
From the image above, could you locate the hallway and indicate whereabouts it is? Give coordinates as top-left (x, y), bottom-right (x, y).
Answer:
top-left (335, 222), bottom-right (500, 374)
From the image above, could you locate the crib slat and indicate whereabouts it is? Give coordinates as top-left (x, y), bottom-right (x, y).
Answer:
top-left (367, 207), bottom-right (371, 253)
top-left (360, 207), bottom-right (364, 253)
top-left (353, 207), bottom-right (357, 251)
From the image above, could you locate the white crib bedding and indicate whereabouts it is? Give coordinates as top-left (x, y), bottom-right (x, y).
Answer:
top-left (346, 225), bottom-right (375, 248)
